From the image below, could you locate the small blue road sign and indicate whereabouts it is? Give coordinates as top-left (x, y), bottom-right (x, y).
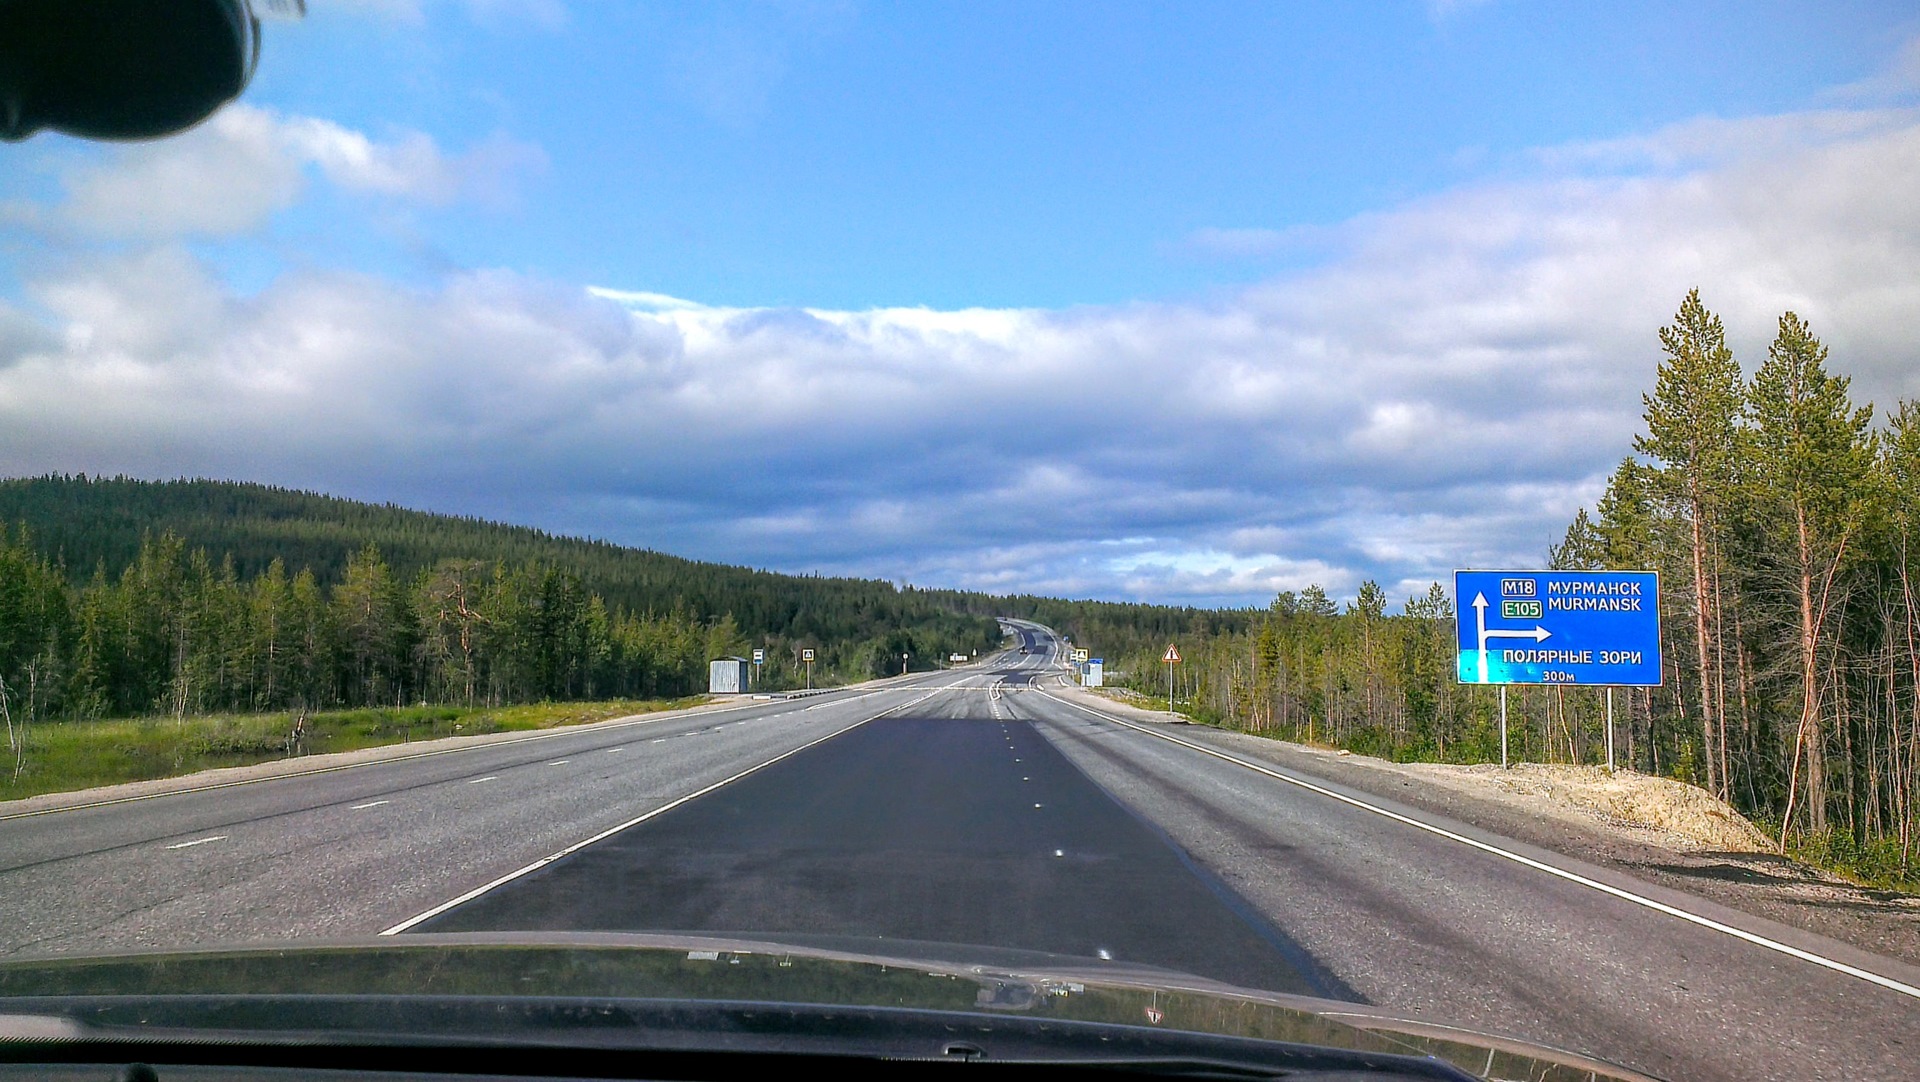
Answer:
top-left (1455, 570), bottom-right (1661, 686)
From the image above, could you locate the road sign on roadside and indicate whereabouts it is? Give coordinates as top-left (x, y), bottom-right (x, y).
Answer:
top-left (752, 648), bottom-right (764, 665)
top-left (801, 648), bottom-right (815, 663)
top-left (1454, 570), bottom-right (1661, 686)
top-left (1073, 648), bottom-right (1089, 662)
top-left (1163, 644), bottom-right (1181, 663)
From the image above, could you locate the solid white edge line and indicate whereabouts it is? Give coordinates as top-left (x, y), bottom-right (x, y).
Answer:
top-left (164, 835), bottom-right (227, 849)
top-left (378, 690), bottom-right (934, 936)
top-left (1032, 681), bottom-right (1920, 1003)
top-left (0, 696), bottom-right (790, 823)
top-left (0, 676), bottom-right (954, 825)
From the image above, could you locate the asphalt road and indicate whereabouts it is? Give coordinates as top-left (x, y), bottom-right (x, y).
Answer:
top-left (2, 622), bottom-right (1916, 1081)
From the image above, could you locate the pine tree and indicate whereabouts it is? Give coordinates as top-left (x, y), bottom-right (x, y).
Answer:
top-left (1748, 312), bottom-right (1875, 841)
top-left (1636, 289), bottom-right (1745, 797)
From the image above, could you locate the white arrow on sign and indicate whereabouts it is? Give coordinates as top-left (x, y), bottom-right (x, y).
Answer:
top-left (1473, 593), bottom-right (1550, 683)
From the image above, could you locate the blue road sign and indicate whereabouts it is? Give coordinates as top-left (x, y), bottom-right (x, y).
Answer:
top-left (1455, 570), bottom-right (1661, 686)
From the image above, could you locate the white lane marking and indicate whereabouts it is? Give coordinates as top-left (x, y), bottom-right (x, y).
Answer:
top-left (548, 760), bottom-right (569, 766)
top-left (381, 694), bottom-right (926, 936)
top-left (1035, 684), bottom-right (1920, 1004)
top-left (606, 747), bottom-right (625, 753)
top-left (0, 675), bottom-right (973, 827)
top-left (165, 835), bottom-right (226, 849)
top-left (352, 800), bottom-right (390, 810)
top-left (650, 739), bottom-right (667, 744)
top-left (468, 776), bottom-right (498, 785)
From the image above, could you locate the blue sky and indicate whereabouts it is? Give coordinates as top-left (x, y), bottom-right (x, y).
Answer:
top-left (245, 0), bottom-right (1912, 307)
top-left (3, 1), bottom-right (1920, 607)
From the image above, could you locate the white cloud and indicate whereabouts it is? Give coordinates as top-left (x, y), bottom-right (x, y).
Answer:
top-left (1822, 34), bottom-right (1920, 104)
top-left (53, 105), bottom-right (544, 239)
top-left (4, 100), bottom-right (1919, 607)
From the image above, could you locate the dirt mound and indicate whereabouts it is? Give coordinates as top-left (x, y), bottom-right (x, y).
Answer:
top-left (1408, 762), bottom-right (1774, 852)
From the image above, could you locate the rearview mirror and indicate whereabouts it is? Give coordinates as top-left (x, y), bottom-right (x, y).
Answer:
top-left (0, 0), bottom-right (259, 142)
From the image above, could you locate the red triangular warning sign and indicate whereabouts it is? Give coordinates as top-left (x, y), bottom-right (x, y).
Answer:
top-left (1163, 644), bottom-right (1181, 663)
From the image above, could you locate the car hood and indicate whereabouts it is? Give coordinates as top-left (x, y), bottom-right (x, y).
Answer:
top-left (0, 931), bottom-right (1657, 1081)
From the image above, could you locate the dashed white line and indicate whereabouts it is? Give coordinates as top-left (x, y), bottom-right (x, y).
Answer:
top-left (0, 693), bottom-right (793, 824)
top-left (548, 760), bottom-right (570, 766)
top-left (165, 835), bottom-right (226, 850)
top-left (468, 776), bottom-right (499, 784)
top-left (351, 800), bottom-right (390, 810)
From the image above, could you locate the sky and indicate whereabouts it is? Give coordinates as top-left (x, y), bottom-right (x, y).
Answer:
top-left (3, 1), bottom-right (1919, 608)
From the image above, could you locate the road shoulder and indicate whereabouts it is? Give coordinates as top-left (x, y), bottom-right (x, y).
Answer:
top-left (1056, 681), bottom-right (1920, 971)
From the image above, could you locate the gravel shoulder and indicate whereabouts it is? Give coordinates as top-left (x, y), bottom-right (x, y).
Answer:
top-left (1073, 685), bottom-right (1920, 970)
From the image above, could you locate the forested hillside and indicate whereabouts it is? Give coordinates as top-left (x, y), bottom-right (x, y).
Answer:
top-left (1098, 291), bottom-right (1920, 885)
top-left (0, 476), bottom-right (1005, 717)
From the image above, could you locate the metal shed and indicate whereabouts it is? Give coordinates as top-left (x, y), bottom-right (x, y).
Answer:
top-left (708, 656), bottom-right (750, 694)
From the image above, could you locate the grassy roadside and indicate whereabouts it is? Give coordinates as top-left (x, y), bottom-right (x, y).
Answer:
top-left (1083, 685), bottom-right (1920, 894)
top-left (0, 697), bottom-right (708, 803)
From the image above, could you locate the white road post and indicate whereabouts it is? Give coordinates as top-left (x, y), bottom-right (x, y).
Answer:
top-left (1499, 686), bottom-right (1509, 769)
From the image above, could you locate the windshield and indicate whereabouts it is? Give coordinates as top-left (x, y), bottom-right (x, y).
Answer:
top-left (2, 5), bottom-right (1918, 1082)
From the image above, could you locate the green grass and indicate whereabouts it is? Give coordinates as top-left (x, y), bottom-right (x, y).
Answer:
top-left (0, 697), bottom-right (708, 803)
top-left (1775, 825), bottom-right (1920, 895)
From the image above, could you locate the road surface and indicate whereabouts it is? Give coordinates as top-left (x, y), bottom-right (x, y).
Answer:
top-left (0, 622), bottom-right (1914, 1081)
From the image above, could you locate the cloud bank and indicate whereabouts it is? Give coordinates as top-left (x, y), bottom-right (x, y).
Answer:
top-left (3, 101), bottom-right (1918, 607)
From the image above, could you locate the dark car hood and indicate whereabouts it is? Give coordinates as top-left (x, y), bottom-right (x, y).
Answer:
top-left (0, 931), bottom-right (1658, 1081)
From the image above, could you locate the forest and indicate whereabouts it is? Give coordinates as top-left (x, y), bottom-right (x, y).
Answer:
top-left (0, 476), bottom-right (1239, 732)
top-left (1087, 291), bottom-right (1919, 884)
top-left (0, 477), bottom-right (1015, 724)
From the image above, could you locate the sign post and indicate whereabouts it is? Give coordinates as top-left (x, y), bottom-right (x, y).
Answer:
top-left (801, 648), bottom-right (815, 690)
top-left (1454, 570), bottom-right (1661, 769)
top-left (1163, 643), bottom-right (1181, 713)
top-left (1605, 688), bottom-right (1616, 773)
top-left (1500, 687), bottom-right (1508, 769)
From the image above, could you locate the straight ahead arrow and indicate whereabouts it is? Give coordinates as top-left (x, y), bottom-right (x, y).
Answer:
top-left (1474, 592), bottom-right (1551, 683)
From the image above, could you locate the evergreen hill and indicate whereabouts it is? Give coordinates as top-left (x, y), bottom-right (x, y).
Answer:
top-left (0, 474), bottom-right (987, 649)
top-left (0, 475), bottom-right (1251, 718)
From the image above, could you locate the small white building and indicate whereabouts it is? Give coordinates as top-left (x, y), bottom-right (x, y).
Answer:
top-left (709, 656), bottom-right (750, 694)
top-left (1082, 659), bottom-right (1104, 688)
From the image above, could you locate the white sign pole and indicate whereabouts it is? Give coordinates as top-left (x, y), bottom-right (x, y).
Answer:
top-left (1605, 687), bottom-right (1616, 773)
top-left (1499, 686), bottom-right (1509, 769)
